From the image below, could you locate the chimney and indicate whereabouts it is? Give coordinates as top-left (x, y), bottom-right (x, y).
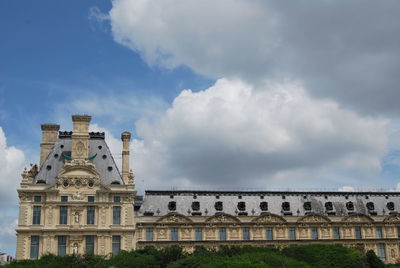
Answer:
top-left (40, 124), bottom-right (60, 166)
top-left (71, 115), bottom-right (91, 160)
top-left (121, 131), bottom-right (131, 184)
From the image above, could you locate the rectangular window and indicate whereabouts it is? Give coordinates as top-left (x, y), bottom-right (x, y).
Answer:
top-left (146, 228), bottom-right (153, 241)
top-left (333, 227), bottom-right (340, 239)
top-left (114, 196), bottom-right (121, 203)
top-left (87, 206), bottom-right (95, 225)
top-left (266, 227), bottom-right (273, 240)
top-left (57, 236), bottom-right (67, 256)
top-left (34, 196), bottom-right (42, 202)
top-left (355, 227), bottom-right (362, 239)
top-left (311, 227), bottom-right (318, 240)
top-left (378, 243), bottom-right (386, 261)
top-left (243, 227), bottom-right (250, 240)
top-left (32, 206), bottom-right (41, 225)
top-left (59, 206), bottom-right (68, 225)
top-left (171, 228), bottom-right (179, 241)
top-left (397, 226), bottom-right (400, 238)
top-left (88, 196), bottom-right (95, 203)
top-left (85, 235), bottom-right (95, 254)
top-left (195, 228), bottom-right (202, 241)
top-left (219, 227), bottom-right (227, 241)
top-left (112, 236), bottom-right (121, 255)
top-left (30, 236), bottom-right (39, 259)
top-left (61, 196), bottom-right (68, 202)
top-left (113, 206), bottom-right (121, 225)
top-left (376, 227), bottom-right (383, 239)
top-left (289, 227), bottom-right (296, 240)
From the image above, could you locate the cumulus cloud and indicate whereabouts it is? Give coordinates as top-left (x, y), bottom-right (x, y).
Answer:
top-left (0, 127), bottom-right (25, 205)
top-left (129, 79), bottom-right (388, 191)
top-left (108, 0), bottom-right (400, 115)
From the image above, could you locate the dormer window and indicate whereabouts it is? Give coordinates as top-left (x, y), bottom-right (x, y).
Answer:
top-left (237, 202), bottom-right (246, 211)
top-left (111, 181), bottom-right (120, 185)
top-left (325, 202), bottom-right (333, 211)
top-left (260, 202), bottom-right (268, 211)
top-left (282, 202), bottom-right (290, 211)
top-left (168, 201), bottom-right (176, 211)
top-left (387, 202), bottom-right (395, 211)
top-left (346, 201), bottom-right (354, 211)
top-left (215, 201), bottom-right (223, 211)
top-left (303, 202), bottom-right (312, 211)
top-left (191, 201), bottom-right (200, 211)
top-left (36, 180), bottom-right (46, 184)
top-left (366, 202), bottom-right (374, 210)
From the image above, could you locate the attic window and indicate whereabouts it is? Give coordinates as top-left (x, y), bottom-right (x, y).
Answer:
top-left (346, 201), bottom-right (354, 211)
top-left (366, 202), bottom-right (375, 210)
top-left (282, 202), bottom-right (290, 211)
top-left (260, 201), bottom-right (268, 211)
top-left (238, 195), bottom-right (242, 199)
top-left (191, 201), bottom-right (200, 211)
top-left (102, 155), bottom-right (107, 159)
top-left (387, 202), bottom-right (395, 211)
top-left (325, 202), bottom-right (333, 211)
top-left (193, 195), bottom-right (197, 199)
top-left (111, 181), bottom-right (120, 185)
top-left (54, 154), bottom-right (59, 158)
top-left (60, 145), bottom-right (64, 149)
top-left (260, 196), bottom-right (264, 199)
top-left (170, 195), bottom-right (174, 199)
top-left (98, 146), bottom-right (102, 150)
top-left (282, 195), bottom-right (286, 199)
top-left (216, 196), bottom-right (220, 199)
top-left (215, 201), bottom-right (223, 211)
top-left (88, 181), bottom-right (94, 188)
top-left (303, 202), bottom-right (312, 211)
top-left (237, 201), bottom-right (246, 211)
top-left (46, 165), bottom-right (52, 170)
top-left (108, 166), bottom-right (113, 171)
top-left (36, 180), bottom-right (46, 184)
top-left (168, 201), bottom-right (176, 211)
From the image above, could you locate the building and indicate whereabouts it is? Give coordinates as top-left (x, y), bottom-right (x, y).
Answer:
top-left (0, 253), bottom-right (14, 266)
top-left (16, 115), bottom-right (400, 263)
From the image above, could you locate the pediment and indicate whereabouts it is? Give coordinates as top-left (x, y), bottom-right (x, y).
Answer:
top-left (383, 214), bottom-right (400, 223)
top-left (156, 213), bottom-right (193, 223)
top-left (297, 214), bottom-right (331, 223)
top-left (252, 213), bottom-right (286, 223)
top-left (342, 214), bottom-right (374, 223)
top-left (58, 159), bottom-right (99, 179)
top-left (206, 213), bottom-right (240, 223)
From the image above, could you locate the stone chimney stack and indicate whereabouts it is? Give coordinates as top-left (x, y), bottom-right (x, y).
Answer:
top-left (121, 131), bottom-right (131, 184)
top-left (40, 124), bottom-right (60, 166)
top-left (71, 115), bottom-right (91, 160)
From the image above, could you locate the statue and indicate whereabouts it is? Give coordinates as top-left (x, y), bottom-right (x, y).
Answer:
top-left (74, 212), bottom-right (80, 223)
top-left (73, 243), bottom-right (78, 255)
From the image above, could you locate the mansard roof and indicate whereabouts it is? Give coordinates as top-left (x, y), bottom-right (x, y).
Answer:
top-left (138, 190), bottom-right (400, 218)
top-left (33, 132), bottom-right (123, 185)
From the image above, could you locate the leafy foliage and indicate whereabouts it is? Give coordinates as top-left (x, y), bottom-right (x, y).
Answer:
top-left (4, 244), bottom-right (389, 268)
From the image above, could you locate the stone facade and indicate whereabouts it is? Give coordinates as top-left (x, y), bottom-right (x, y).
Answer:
top-left (15, 115), bottom-right (400, 263)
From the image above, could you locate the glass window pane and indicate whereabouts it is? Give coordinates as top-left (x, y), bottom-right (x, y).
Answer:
top-left (61, 196), bottom-right (68, 202)
top-left (146, 228), bottom-right (153, 241)
top-left (219, 228), bottom-right (226, 241)
top-left (266, 227), bottom-right (273, 240)
top-left (112, 236), bottom-right (121, 255)
top-left (378, 243), bottom-right (386, 261)
top-left (88, 196), bottom-right (95, 203)
top-left (85, 236), bottom-right (95, 254)
top-left (243, 228), bottom-right (250, 240)
top-left (33, 206), bottom-right (41, 225)
top-left (60, 206), bottom-right (68, 225)
top-left (34, 196), bottom-right (42, 202)
top-left (30, 236), bottom-right (39, 259)
top-left (289, 227), bottom-right (296, 240)
top-left (311, 227), bottom-right (318, 240)
top-left (113, 206), bottom-right (121, 225)
top-left (195, 228), bottom-right (202, 241)
top-left (87, 206), bottom-right (95, 225)
top-left (376, 227), bottom-right (383, 239)
top-left (333, 227), bottom-right (340, 239)
top-left (171, 228), bottom-right (179, 241)
top-left (114, 196), bottom-right (121, 203)
top-left (355, 227), bottom-right (362, 239)
top-left (58, 236), bottom-right (67, 256)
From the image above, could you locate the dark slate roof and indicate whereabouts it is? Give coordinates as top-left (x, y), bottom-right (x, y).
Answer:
top-left (34, 132), bottom-right (123, 185)
top-left (138, 190), bottom-right (400, 217)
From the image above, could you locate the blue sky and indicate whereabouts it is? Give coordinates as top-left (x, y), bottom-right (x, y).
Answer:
top-left (1, 0), bottom-right (400, 257)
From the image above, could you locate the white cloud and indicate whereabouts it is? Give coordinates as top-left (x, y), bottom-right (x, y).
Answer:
top-left (0, 127), bottom-right (25, 205)
top-left (129, 78), bottom-right (388, 191)
top-left (108, 0), bottom-right (400, 115)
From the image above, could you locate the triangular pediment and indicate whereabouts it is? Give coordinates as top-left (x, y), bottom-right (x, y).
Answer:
top-left (342, 214), bottom-right (374, 223)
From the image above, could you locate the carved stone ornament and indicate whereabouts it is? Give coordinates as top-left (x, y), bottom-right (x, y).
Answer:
top-left (157, 213), bottom-right (193, 224)
top-left (72, 192), bottom-right (84, 201)
top-left (384, 214), bottom-right (400, 222)
top-left (252, 214), bottom-right (286, 224)
top-left (298, 214), bottom-right (330, 223)
top-left (206, 213), bottom-right (240, 223)
top-left (343, 214), bottom-right (373, 223)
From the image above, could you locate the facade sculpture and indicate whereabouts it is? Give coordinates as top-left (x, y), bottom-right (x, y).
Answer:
top-left (15, 115), bottom-right (400, 263)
